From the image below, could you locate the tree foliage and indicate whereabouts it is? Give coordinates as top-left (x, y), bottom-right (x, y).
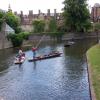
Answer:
top-left (8, 32), bottom-right (31, 47)
top-left (94, 22), bottom-right (100, 32)
top-left (63, 0), bottom-right (91, 32)
top-left (8, 33), bottom-right (23, 47)
top-left (5, 11), bottom-right (21, 33)
top-left (0, 11), bottom-right (5, 31)
top-left (32, 19), bottom-right (45, 33)
top-left (0, 11), bottom-right (21, 33)
top-left (48, 17), bottom-right (57, 32)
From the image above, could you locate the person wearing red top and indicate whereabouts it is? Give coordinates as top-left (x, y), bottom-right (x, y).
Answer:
top-left (32, 47), bottom-right (37, 59)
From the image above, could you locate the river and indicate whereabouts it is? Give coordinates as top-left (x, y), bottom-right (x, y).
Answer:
top-left (0, 39), bottom-right (97, 100)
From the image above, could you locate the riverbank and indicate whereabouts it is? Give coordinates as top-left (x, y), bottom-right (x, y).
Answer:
top-left (0, 32), bottom-right (100, 50)
top-left (87, 44), bottom-right (100, 100)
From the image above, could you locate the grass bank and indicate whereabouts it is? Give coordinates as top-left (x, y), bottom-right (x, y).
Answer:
top-left (87, 44), bottom-right (100, 100)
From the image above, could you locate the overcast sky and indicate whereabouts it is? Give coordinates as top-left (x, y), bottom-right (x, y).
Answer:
top-left (0, 0), bottom-right (100, 14)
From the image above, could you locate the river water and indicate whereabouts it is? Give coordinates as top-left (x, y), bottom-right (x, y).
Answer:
top-left (0, 39), bottom-right (97, 100)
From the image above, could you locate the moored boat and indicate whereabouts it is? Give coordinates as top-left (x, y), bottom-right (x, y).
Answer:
top-left (64, 41), bottom-right (75, 47)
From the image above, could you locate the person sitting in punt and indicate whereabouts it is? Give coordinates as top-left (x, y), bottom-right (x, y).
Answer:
top-left (19, 49), bottom-right (23, 56)
top-left (49, 51), bottom-right (59, 56)
top-left (18, 49), bottom-right (25, 61)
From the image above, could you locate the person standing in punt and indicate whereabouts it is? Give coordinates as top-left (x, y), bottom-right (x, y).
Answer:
top-left (32, 47), bottom-right (37, 59)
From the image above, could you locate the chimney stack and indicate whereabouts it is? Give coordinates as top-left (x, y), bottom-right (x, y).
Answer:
top-left (47, 9), bottom-right (50, 16)
top-left (38, 9), bottom-right (41, 15)
top-left (14, 11), bottom-right (17, 15)
top-left (20, 11), bottom-right (23, 15)
top-left (54, 9), bottom-right (57, 19)
top-left (29, 10), bottom-right (33, 16)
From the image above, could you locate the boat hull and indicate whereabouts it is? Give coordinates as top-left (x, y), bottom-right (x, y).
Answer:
top-left (14, 57), bottom-right (25, 64)
top-left (28, 53), bottom-right (62, 62)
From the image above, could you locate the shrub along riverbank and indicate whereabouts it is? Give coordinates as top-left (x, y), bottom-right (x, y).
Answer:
top-left (8, 32), bottom-right (65, 47)
top-left (8, 32), bottom-right (31, 47)
top-left (87, 44), bottom-right (100, 100)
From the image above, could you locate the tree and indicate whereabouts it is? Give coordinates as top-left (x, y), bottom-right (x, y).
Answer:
top-left (94, 22), bottom-right (100, 31)
top-left (32, 19), bottom-right (45, 33)
top-left (0, 11), bottom-right (5, 31)
top-left (48, 17), bottom-right (57, 32)
top-left (8, 32), bottom-right (31, 47)
top-left (63, 0), bottom-right (91, 32)
top-left (0, 11), bottom-right (21, 33)
top-left (5, 11), bottom-right (21, 33)
top-left (8, 33), bottom-right (23, 47)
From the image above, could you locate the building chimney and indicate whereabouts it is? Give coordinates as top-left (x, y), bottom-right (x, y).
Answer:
top-left (47, 9), bottom-right (50, 16)
top-left (20, 11), bottom-right (23, 15)
top-left (29, 10), bottom-right (33, 16)
top-left (54, 9), bottom-right (57, 19)
top-left (54, 9), bottom-right (56, 14)
top-left (14, 11), bottom-right (17, 15)
top-left (38, 9), bottom-right (41, 15)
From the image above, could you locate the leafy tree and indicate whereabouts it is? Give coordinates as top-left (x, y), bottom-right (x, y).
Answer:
top-left (94, 22), bottom-right (100, 31)
top-left (8, 32), bottom-right (31, 47)
top-left (46, 17), bottom-right (65, 40)
top-left (19, 32), bottom-right (31, 40)
top-left (63, 0), bottom-right (91, 32)
top-left (8, 33), bottom-right (23, 47)
top-left (5, 11), bottom-right (21, 33)
top-left (32, 19), bottom-right (45, 33)
top-left (48, 17), bottom-right (57, 32)
top-left (0, 11), bottom-right (5, 31)
top-left (0, 11), bottom-right (21, 33)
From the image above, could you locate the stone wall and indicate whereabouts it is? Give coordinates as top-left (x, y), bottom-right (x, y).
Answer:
top-left (0, 22), bottom-right (13, 50)
top-left (29, 32), bottom-right (100, 42)
top-left (0, 32), bottom-right (13, 50)
top-left (21, 25), bottom-right (33, 32)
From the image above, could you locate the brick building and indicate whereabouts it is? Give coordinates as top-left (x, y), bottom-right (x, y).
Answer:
top-left (14, 9), bottom-right (62, 32)
top-left (91, 3), bottom-right (100, 22)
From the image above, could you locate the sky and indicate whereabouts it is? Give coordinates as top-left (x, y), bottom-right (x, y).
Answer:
top-left (0, 0), bottom-right (100, 14)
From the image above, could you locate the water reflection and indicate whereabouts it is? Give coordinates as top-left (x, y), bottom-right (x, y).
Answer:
top-left (0, 39), bottom-right (97, 100)
top-left (32, 61), bottom-right (37, 70)
top-left (0, 49), bottom-right (14, 72)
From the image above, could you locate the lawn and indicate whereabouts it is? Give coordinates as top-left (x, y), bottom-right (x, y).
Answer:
top-left (87, 44), bottom-right (100, 100)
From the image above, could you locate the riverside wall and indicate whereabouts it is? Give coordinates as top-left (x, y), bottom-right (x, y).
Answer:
top-left (0, 32), bottom-right (13, 50)
top-left (29, 32), bottom-right (100, 41)
top-left (0, 32), bottom-right (100, 50)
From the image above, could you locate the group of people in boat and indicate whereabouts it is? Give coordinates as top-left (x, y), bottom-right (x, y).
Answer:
top-left (16, 47), bottom-right (60, 62)
top-left (16, 47), bottom-right (37, 62)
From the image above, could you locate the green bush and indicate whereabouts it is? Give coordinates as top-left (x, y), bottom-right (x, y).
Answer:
top-left (8, 32), bottom-right (31, 47)
top-left (8, 34), bottom-right (23, 47)
top-left (94, 22), bottom-right (100, 32)
top-left (32, 20), bottom-right (45, 33)
top-left (45, 32), bottom-right (65, 40)
top-left (20, 32), bottom-right (31, 40)
top-left (48, 17), bottom-right (57, 32)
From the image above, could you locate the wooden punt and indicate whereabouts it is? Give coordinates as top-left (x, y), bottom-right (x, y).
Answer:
top-left (14, 56), bottom-right (25, 64)
top-left (28, 52), bottom-right (62, 62)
